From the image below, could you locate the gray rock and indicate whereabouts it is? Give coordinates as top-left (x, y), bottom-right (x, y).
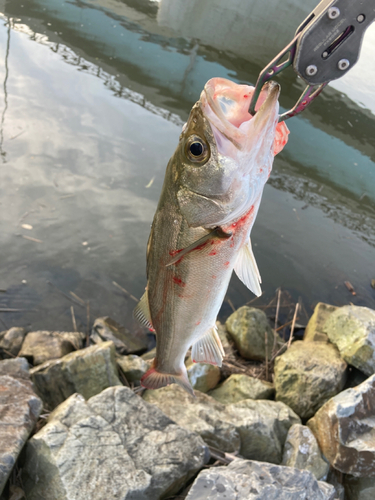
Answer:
top-left (0, 327), bottom-right (27, 358)
top-left (186, 357), bottom-right (221, 393)
top-left (274, 341), bottom-right (347, 419)
top-left (185, 458), bottom-right (337, 500)
top-left (22, 386), bottom-right (208, 500)
top-left (31, 341), bottom-right (121, 410)
top-left (0, 358), bottom-right (42, 496)
top-left (0, 357), bottom-right (30, 380)
top-left (225, 306), bottom-right (279, 360)
top-left (91, 317), bottom-right (147, 354)
top-left (225, 399), bottom-right (300, 463)
top-left (307, 373), bottom-right (375, 477)
top-left (215, 321), bottom-right (232, 352)
top-left (344, 475), bottom-right (375, 500)
top-left (117, 354), bottom-right (151, 383)
top-left (323, 305), bottom-right (375, 376)
top-left (19, 330), bottom-right (85, 365)
top-left (141, 347), bottom-right (156, 361)
top-left (143, 385), bottom-right (240, 453)
top-left (209, 373), bottom-right (274, 404)
top-left (304, 303), bottom-right (338, 342)
top-left (282, 424), bottom-right (329, 481)
top-left (144, 386), bottom-right (299, 463)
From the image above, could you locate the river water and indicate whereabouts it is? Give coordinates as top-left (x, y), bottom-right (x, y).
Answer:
top-left (0, 0), bottom-right (374, 333)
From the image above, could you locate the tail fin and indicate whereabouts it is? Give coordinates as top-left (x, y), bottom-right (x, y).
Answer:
top-left (141, 365), bottom-right (195, 397)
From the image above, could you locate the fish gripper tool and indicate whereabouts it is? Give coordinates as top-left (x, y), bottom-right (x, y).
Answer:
top-left (249, 0), bottom-right (375, 121)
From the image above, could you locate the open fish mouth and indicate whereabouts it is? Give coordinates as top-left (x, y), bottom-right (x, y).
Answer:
top-left (200, 78), bottom-right (281, 152)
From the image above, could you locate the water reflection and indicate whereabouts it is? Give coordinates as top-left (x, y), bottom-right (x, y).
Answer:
top-left (0, 0), bottom-right (374, 333)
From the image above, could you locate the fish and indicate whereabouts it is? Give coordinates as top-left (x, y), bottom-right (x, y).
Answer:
top-left (134, 77), bottom-right (289, 395)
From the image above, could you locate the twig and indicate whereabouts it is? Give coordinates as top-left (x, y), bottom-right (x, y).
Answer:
top-left (86, 300), bottom-right (90, 347)
top-left (265, 331), bottom-right (268, 381)
top-left (70, 306), bottom-right (77, 332)
top-left (273, 288), bottom-right (281, 355)
top-left (208, 446), bottom-right (237, 464)
top-left (0, 347), bottom-right (16, 357)
top-left (245, 295), bottom-right (262, 306)
top-left (0, 308), bottom-right (24, 312)
top-left (22, 235), bottom-right (42, 243)
top-left (69, 291), bottom-right (85, 306)
top-left (227, 298), bottom-right (235, 313)
top-left (275, 319), bottom-right (293, 332)
top-left (47, 281), bottom-right (84, 308)
top-left (112, 281), bottom-right (139, 303)
top-left (288, 303), bottom-right (299, 348)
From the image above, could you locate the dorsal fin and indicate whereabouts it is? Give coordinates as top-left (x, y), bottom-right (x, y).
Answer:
top-left (133, 291), bottom-right (154, 331)
top-left (191, 326), bottom-right (225, 367)
top-left (234, 239), bottom-right (262, 297)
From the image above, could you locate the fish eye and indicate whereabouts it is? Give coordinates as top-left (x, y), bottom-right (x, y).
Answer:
top-left (185, 135), bottom-right (209, 164)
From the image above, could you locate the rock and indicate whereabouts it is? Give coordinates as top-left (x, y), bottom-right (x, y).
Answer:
top-left (274, 341), bottom-right (347, 419)
top-left (185, 458), bottom-right (337, 500)
top-left (91, 316), bottom-right (147, 354)
top-left (141, 347), bottom-right (156, 361)
top-left (143, 385), bottom-right (240, 453)
top-left (215, 321), bottom-right (232, 352)
top-left (307, 373), bottom-right (375, 477)
top-left (304, 303), bottom-right (338, 342)
top-left (144, 385), bottom-right (299, 462)
top-left (117, 354), bottom-right (151, 383)
top-left (323, 305), bottom-right (375, 376)
top-left (19, 330), bottom-right (85, 365)
top-left (344, 475), bottom-right (375, 500)
top-left (30, 341), bottom-right (121, 410)
top-left (281, 424), bottom-right (329, 481)
top-left (344, 366), bottom-right (368, 390)
top-left (209, 373), bottom-right (274, 404)
top-left (0, 358), bottom-right (42, 496)
top-left (0, 327), bottom-right (27, 358)
top-left (22, 386), bottom-right (208, 500)
top-left (186, 357), bottom-right (221, 393)
top-left (0, 357), bottom-right (30, 380)
top-left (225, 306), bottom-right (278, 360)
top-left (225, 399), bottom-right (300, 463)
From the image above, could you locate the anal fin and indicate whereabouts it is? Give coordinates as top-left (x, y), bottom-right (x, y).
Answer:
top-left (191, 326), bottom-right (225, 367)
top-left (133, 291), bottom-right (154, 331)
top-left (234, 239), bottom-right (262, 297)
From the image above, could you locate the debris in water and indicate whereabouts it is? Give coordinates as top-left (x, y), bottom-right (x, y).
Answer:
top-left (21, 223), bottom-right (33, 230)
top-left (22, 235), bottom-right (42, 243)
top-left (145, 176), bottom-right (155, 188)
top-left (344, 281), bottom-right (356, 296)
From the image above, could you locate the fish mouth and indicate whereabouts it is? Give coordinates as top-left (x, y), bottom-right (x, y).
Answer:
top-left (200, 78), bottom-right (280, 149)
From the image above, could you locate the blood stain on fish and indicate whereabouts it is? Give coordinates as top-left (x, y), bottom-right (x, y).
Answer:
top-left (173, 276), bottom-right (186, 287)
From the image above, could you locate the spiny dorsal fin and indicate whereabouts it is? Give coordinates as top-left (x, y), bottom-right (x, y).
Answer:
top-left (133, 291), bottom-right (154, 331)
top-left (191, 326), bottom-right (225, 367)
top-left (234, 239), bottom-right (262, 297)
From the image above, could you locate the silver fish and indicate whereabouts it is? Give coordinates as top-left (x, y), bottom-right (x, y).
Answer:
top-left (135, 77), bottom-right (289, 394)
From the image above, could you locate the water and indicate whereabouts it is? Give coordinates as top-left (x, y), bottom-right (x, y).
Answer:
top-left (0, 0), bottom-right (374, 333)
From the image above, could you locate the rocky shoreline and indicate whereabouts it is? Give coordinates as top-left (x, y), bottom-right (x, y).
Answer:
top-left (1, 301), bottom-right (375, 499)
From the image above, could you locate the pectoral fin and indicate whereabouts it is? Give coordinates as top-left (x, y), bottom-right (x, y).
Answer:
top-left (166, 227), bottom-right (231, 267)
top-left (191, 326), bottom-right (225, 367)
top-left (234, 239), bottom-right (262, 297)
top-left (133, 291), bottom-right (154, 331)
